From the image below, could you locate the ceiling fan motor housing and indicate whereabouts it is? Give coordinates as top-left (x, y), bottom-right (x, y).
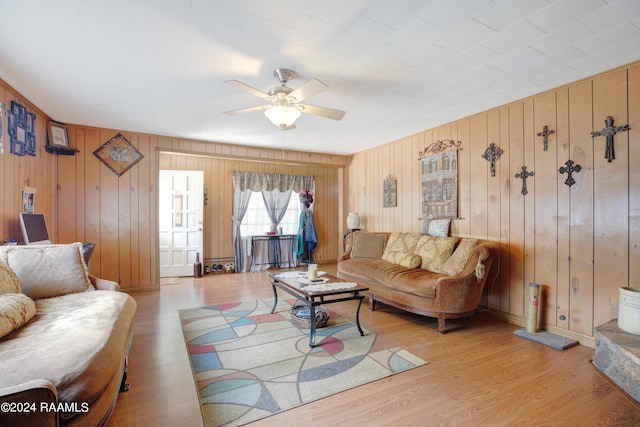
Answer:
top-left (273, 68), bottom-right (295, 84)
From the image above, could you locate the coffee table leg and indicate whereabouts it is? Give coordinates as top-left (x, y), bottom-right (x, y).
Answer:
top-left (355, 296), bottom-right (365, 336)
top-left (309, 304), bottom-right (316, 347)
top-left (270, 281), bottom-right (278, 314)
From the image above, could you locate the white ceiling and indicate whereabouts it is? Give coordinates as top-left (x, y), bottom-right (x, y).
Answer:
top-left (1, 0), bottom-right (640, 155)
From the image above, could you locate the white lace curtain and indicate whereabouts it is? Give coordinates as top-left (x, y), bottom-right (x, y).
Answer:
top-left (231, 171), bottom-right (314, 272)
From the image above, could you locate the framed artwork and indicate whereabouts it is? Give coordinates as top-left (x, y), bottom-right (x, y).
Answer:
top-left (383, 175), bottom-right (397, 207)
top-left (420, 150), bottom-right (458, 219)
top-left (10, 101), bottom-right (27, 156)
top-left (47, 121), bottom-right (70, 148)
top-left (22, 186), bottom-right (36, 213)
top-left (94, 133), bottom-right (144, 177)
top-left (25, 112), bottom-right (36, 155)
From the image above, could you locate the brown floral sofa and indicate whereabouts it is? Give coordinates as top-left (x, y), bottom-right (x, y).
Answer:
top-left (0, 243), bottom-right (136, 427)
top-left (338, 231), bottom-right (498, 333)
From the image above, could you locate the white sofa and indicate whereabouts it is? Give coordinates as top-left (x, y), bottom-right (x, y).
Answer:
top-left (0, 243), bottom-right (136, 427)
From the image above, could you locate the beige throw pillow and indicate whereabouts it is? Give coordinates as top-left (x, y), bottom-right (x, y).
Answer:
top-left (382, 232), bottom-right (422, 262)
top-left (414, 236), bottom-right (457, 273)
top-left (0, 293), bottom-right (36, 338)
top-left (442, 239), bottom-right (478, 276)
top-left (384, 251), bottom-right (422, 268)
top-left (0, 243), bottom-right (92, 300)
top-left (350, 232), bottom-right (386, 259)
top-left (0, 262), bottom-right (21, 295)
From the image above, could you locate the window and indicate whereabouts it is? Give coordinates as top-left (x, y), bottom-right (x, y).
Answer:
top-left (240, 191), bottom-right (302, 236)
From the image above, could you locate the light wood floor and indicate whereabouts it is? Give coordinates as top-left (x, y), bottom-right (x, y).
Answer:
top-left (107, 264), bottom-right (640, 426)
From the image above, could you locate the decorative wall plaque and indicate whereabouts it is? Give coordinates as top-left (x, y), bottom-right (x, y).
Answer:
top-left (94, 133), bottom-right (144, 176)
top-left (383, 174), bottom-right (397, 207)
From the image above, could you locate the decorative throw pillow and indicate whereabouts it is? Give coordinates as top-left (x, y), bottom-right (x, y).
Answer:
top-left (0, 293), bottom-right (36, 338)
top-left (383, 251), bottom-right (422, 268)
top-left (382, 232), bottom-right (422, 262)
top-left (0, 243), bottom-right (92, 300)
top-left (423, 219), bottom-right (451, 237)
top-left (0, 262), bottom-right (21, 295)
top-left (442, 239), bottom-right (478, 276)
top-left (350, 232), bottom-right (386, 259)
top-left (414, 235), bottom-right (457, 273)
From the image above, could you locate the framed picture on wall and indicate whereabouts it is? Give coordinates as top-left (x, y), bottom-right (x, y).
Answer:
top-left (47, 121), bottom-right (70, 148)
top-left (93, 133), bottom-right (144, 177)
top-left (420, 150), bottom-right (458, 219)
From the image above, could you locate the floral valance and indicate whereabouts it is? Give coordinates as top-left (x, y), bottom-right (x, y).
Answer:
top-left (233, 171), bottom-right (314, 192)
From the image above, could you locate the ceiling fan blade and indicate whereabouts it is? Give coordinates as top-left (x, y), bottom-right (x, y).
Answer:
top-left (224, 80), bottom-right (270, 99)
top-left (298, 103), bottom-right (346, 121)
top-left (223, 105), bottom-right (270, 115)
top-left (288, 78), bottom-right (328, 102)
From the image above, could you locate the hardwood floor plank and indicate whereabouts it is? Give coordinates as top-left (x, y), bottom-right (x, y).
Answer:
top-left (107, 265), bottom-right (640, 426)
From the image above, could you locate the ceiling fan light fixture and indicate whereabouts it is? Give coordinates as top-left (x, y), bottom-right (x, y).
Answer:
top-left (264, 105), bottom-right (301, 127)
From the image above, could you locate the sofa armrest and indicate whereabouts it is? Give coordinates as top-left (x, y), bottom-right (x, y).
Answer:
top-left (434, 242), bottom-right (499, 313)
top-left (0, 379), bottom-right (58, 427)
top-left (89, 275), bottom-right (120, 291)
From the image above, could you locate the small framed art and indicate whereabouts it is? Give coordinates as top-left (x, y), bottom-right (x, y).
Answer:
top-left (93, 133), bottom-right (144, 177)
top-left (47, 121), bottom-right (70, 149)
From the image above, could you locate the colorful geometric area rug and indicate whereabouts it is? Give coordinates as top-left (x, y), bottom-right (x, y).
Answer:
top-left (178, 299), bottom-right (428, 427)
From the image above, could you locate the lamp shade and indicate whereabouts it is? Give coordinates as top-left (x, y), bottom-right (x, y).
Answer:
top-left (264, 105), bottom-right (301, 127)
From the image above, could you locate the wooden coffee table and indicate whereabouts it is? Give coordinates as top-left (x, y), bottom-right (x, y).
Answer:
top-left (268, 270), bottom-right (369, 347)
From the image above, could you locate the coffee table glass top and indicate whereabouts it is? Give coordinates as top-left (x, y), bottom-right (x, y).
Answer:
top-left (268, 270), bottom-right (369, 296)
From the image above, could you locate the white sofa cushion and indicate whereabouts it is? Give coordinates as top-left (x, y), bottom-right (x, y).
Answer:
top-left (0, 243), bottom-right (91, 300)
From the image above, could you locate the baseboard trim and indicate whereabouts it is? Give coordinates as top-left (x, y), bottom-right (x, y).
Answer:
top-left (481, 308), bottom-right (596, 349)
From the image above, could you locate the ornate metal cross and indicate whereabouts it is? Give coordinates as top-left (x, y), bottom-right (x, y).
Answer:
top-left (536, 125), bottom-right (555, 151)
top-left (559, 160), bottom-right (581, 187)
top-left (591, 116), bottom-right (630, 162)
top-left (481, 142), bottom-right (503, 177)
top-left (514, 165), bottom-right (534, 196)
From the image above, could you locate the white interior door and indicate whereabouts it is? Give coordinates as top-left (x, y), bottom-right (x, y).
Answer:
top-left (159, 170), bottom-right (204, 277)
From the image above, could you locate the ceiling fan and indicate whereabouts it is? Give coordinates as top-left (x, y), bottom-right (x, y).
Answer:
top-left (223, 68), bottom-right (346, 130)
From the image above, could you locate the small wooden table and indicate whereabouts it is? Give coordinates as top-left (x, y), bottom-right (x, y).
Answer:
top-left (268, 270), bottom-right (369, 348)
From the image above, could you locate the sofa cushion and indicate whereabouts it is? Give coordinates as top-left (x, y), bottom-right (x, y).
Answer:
top-left (0, 243), bottom-right (92, 300)
top-left (338, 258), bottom-right (442, 298)
top-left (442, 238), bottom-right (478, 276)
top-left (351, 232), bottom-right (386, 259)
top-left (0, 262), bottom-right (21, 295)
top-left (0, 293), bottom-right (36, 338)
top-left (0, 291), bottom-right (136, 410)
top-left (414, 236), bottom-right (457, 273)
top-left (383, 251), bottom-right (422, 268)
top-left (382, 232), bottom-right (421, 262)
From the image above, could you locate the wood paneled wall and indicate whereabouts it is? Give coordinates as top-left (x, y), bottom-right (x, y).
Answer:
top-left (55, 129), bottom-right (347, 291)
top-left (348, 62), bottom-right (640, 339)
top-left (0, 80), bottom-right (55, 244)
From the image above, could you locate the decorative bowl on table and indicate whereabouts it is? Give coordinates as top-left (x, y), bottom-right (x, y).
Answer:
top-left (290, 301), bottom-right (330, 329)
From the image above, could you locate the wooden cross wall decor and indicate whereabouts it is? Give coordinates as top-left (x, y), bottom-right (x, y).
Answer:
top-left (481, 142), bottom-right (503, 177)
top-left (514, 165), bottom-right (534, 196)
top-left (591, 116), bottom-right (630, 162)
top-left (536, 125), bottom-right (555, 151)
top-left (559, 160), bottom-right (581, 187)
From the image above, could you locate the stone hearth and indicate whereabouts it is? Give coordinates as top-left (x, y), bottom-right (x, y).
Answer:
top-left (592, 320), bottom-right (640, 403)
